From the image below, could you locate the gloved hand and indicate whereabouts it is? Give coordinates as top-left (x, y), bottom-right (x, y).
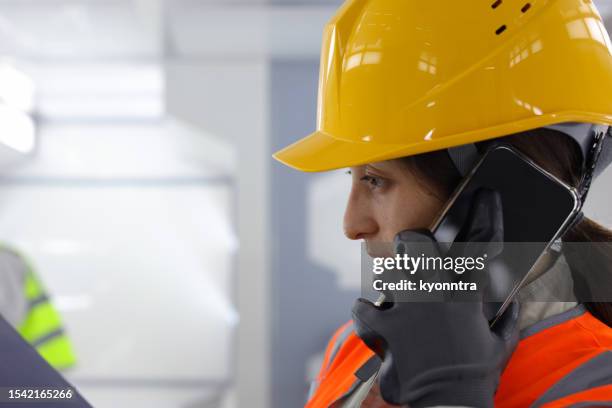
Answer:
top-left (352, 188), bottom-right (520, 407)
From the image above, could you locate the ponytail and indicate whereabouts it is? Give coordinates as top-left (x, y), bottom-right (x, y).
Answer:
top-left (563, 217), bottom-right (612, 326)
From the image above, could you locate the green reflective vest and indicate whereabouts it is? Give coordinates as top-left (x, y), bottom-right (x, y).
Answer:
top-left (17, 266), bottom-right (77, 370)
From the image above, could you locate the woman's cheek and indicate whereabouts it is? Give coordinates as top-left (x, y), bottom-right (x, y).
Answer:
top-left (380, 195), bottom-right (410, 241)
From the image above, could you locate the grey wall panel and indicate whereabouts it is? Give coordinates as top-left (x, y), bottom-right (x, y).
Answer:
top-left (269, 60), bottom-right (358, 408)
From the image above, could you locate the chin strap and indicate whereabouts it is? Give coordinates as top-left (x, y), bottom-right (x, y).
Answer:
top-left (553, 124), bottom-right (609, 238)
top-left (556, 125), bottom-right (610, 239)
top-left (576, 125), bottom-right (610, 203)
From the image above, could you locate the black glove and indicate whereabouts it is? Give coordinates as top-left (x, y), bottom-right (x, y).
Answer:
top-left (352, 188), bottom-right (520, 407)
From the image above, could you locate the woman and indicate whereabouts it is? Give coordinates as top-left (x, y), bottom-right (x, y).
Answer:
top-left (274, 0), bottom-right (612, 407)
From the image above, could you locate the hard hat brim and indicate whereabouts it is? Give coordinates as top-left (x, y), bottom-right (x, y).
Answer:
top-left (273, 131), bottom-right (412, 172)
top-left (274, 111), bottom-right (612, 172)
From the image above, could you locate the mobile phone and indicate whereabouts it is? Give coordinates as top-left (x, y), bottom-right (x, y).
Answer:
top-left (431, 145), bottom-right (580, 323)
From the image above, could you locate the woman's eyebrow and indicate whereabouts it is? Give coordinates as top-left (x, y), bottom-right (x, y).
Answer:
top-left (365, 163), bottom-right (391, 176)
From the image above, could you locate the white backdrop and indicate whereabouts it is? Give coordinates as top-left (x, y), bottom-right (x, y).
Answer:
top-left (0, 120), bottom-right (237, 407)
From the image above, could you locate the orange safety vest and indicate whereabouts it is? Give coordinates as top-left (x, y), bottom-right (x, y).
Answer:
top-left (306, 305), bottom-right (612, 408)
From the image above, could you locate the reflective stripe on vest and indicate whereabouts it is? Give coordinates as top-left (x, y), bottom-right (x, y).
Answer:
top-left (534, 351), bottom-right (612, 407)
top-left (308, 305), bottom-right (612, 408)
top-left (496, 305), bottom-right (612, 407)
top-left (18, 272), bottom-right (76, 370)
top-left (307, 322), bottom-right (355, 402)
top-left (306, 322), bottom-right (373, 408)
top-left (541, 385), bottom-right (612, 407)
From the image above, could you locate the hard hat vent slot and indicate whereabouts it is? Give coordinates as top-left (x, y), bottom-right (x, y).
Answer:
top-left (496, 25), bottom-right (507, 35)
top-left (492, 0), bottom-right (503, 9)
top-left (521, 3), bottom-right (532, 12)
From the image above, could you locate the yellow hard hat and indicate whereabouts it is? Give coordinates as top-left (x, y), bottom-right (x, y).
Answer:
top-left (273, 0), bottom-right (612, 172)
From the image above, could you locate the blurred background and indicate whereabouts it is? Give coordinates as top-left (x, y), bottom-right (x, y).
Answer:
top-left (0, 1), bottom-right (610, 407)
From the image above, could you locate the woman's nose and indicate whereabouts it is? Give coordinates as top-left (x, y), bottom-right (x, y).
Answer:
top-left (343, 191), bottom-right (378, 240)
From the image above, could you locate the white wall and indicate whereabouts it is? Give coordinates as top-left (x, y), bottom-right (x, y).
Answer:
top-left (167, 59), bottom-right (271, 408)
top-left (0, 120), bottom-right (237, 408)
top-left (585, 166), bottom-right (612, 227)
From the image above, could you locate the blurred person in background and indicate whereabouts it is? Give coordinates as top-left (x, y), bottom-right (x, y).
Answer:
top-left (275, 0), bottom-right (612, 407)
top-left (0, 245), bottom-right (76, 370)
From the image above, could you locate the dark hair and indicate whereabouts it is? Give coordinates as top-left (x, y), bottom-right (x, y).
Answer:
top-left (401, 129), bottom-right (612, 326)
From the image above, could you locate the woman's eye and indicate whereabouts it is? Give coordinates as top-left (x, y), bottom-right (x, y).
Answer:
top-left (360, 175), bottom-right (384, 189)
